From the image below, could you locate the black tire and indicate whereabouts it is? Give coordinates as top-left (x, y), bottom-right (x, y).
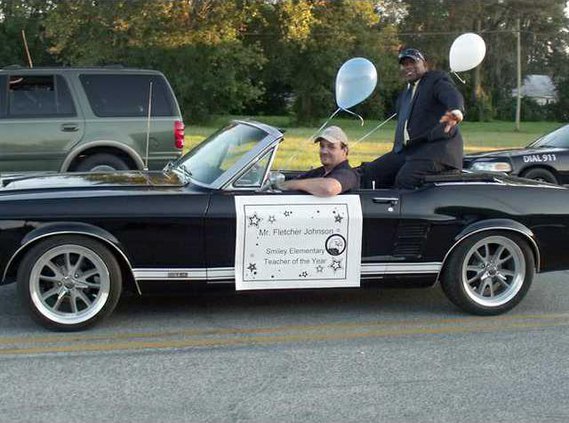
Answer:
top-left (521, 168), bottom-right (558, 184)
top-left (440, 231), bottom-right (534, 316)
top-left (17, 235), bottom-right (122, 331)
top-left (76, 153), bottom-right (130, 172)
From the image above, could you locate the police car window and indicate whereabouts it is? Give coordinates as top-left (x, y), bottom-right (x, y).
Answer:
top-left (7, 75), bottom-right (76, 118)
top-left (528, 125), bottom-right (569, 148)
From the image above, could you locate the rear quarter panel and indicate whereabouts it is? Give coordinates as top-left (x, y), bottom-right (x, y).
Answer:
top-left (400, 184), bottom-right (569, 271)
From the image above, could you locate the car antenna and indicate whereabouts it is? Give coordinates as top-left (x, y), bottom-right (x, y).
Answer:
top-left (144, 81), bottom-right (153, 171)
top-left (21, 30), bottom-right (33, 68)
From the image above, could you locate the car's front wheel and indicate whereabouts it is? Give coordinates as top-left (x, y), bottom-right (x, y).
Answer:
top-left (17, 236), bottom-right (122, 331)
top-left (441, 231), bottom-right (534, 315)
top-left (521, 167), bottom-right (558, 184)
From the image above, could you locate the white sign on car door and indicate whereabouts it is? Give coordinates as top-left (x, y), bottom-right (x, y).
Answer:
top-left (235, 195), bottom-right (362, 290)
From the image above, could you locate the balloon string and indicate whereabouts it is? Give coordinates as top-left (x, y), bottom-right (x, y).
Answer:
top-left (451, 71), bottom-right (466, 84)
top-left (311, 108), bottom-right (340, 141)
top-left (282, 107), bottom-right (366, 170)
top-left (340, 108), bottom-right (365, 126)
top-left (353, 113), bottom-right (397, 145)
top-left (283, 108), bottom-right (340, 169)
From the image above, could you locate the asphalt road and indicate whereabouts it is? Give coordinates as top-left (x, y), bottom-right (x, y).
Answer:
top-left (0, 272), bottom-right (568, 423)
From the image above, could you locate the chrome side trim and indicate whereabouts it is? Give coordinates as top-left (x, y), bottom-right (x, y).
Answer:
top-left (207, 267), bottom-right (235, 280)
top-left (133, 268), bottom-right (207, 280)
top-left (437, 226), bottom-right (541, 282)
top-left (132, 263), bottom-right (441, 283)
top-left (362, 262), bottom-right (441, 275)
top-left (3, 230), bottom-right (135, 284)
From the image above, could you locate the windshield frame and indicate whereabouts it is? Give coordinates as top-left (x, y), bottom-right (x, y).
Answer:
top-left (172, 120), bottom-right (283, 190)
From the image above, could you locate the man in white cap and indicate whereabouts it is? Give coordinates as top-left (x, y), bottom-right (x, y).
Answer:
top-left (280, 125), bottom-right (359, 196)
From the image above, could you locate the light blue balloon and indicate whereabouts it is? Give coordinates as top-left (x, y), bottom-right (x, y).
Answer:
top-left (335, 58), bottom-right (378, 110)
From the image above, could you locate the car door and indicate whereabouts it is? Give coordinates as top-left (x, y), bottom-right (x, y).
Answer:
top-left (206, 187), bottom-right (402, 284)
top-left (357, 188), bottom-right (402, 279)
top-left (204, 190), bottom-right (256, 280)
top-left (0, 73), bottom-right (85, 172)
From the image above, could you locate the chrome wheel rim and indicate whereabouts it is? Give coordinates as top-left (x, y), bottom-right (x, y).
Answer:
top-left (29, 245), bottom-right (110, 325)
top-left (462, 236), bottom-right (526, 307)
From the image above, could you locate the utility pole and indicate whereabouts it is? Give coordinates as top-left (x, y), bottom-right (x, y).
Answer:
top-left (515, 18), bottom-right (522, 131)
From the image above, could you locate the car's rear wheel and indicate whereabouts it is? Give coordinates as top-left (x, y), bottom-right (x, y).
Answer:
top-left (17, 236), bottom-right (122, 331)
top-left (76, 153), bottom-right (130, 172)
top-left (521, 168), bottom-right (558, 184)
top-left (441, 231), bottom-right (534, 315)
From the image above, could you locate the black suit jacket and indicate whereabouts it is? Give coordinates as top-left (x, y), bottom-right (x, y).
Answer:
top-left (396, 70), bottom-right (465, 169)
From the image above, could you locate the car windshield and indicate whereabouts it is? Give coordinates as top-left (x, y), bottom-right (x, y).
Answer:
top-left (173, 122), bottom-right (269, 185)
top-left (527, 124), bottom-right (569, 148)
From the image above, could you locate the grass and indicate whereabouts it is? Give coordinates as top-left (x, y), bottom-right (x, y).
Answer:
top-left (184, 116), bottom-right (564, 170)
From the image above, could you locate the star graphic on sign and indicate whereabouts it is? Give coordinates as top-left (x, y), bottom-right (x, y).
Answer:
top-left (268, 215), bottom-right (276, 224)
top-left (330, 259), bottom-right (343, 272)
top-left (247, 263), bottom-right (257, 272)
top-left (283, 210), bottom-right (292, 217)
top-left (316, 265), bottom-right (324, 273)
top-left (334, 214), bottom-right (344, 223)
top-left (248, 213), bottom-right (262, 227)
top-left (299, 271), bottom-right (308, 278)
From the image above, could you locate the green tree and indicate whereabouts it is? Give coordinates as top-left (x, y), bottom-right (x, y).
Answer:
top-left (0, 0), bottom-right (54, 67)
top-left (244, 0), bottom-right (401, 123)
top-left (400, 0), bottom-right (569, 122)
top-left (44, 0), bottom-right (266, 123)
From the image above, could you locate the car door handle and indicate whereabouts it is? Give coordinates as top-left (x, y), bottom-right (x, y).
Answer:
top-left (60, 123), bottom-right (79, 132)
top-left (372, 197), bottom-right (399, 204)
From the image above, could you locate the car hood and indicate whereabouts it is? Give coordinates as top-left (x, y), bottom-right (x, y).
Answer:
top-left (465, 146), bottom-right (566, 160)
top-left (0, 171), bottom-right (184, 192)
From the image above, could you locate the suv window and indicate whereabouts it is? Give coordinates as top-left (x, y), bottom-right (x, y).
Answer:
top-left (5, 75), bottom-right (76, 118)
top-left (80, 74), bottom-right (175, 117)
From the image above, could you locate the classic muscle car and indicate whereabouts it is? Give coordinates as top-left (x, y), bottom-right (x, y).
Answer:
top-left (1, 120), bottom-right (568, 331)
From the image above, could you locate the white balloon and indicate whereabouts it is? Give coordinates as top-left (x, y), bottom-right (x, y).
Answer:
top-left (335, 57), bottom-right (378, 109)
top-left (449, 33), bottom-right (486, 72)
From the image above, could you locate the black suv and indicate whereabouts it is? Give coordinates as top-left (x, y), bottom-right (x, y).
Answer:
top-left (0, 66), bottom-right (185, 172)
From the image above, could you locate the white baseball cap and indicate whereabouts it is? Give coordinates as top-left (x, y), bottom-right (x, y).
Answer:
top-left (315, 126), bottom-right (349, 146)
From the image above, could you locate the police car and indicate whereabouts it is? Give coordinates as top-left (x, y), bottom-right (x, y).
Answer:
top-left (464, 124), bottom-right (569, 185)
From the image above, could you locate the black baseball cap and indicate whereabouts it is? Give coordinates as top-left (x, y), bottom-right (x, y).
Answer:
top-left (398, 48), bottom-right (426, 63)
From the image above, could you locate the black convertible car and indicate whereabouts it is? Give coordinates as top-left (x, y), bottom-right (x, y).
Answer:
top-left (1, 120), bottom-right (569, 331)
top-left (464, 123), bottom-right (569, 184)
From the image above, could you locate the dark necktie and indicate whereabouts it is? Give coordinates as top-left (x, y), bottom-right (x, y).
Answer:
top-left (393, 82), bottom-right (415, 153)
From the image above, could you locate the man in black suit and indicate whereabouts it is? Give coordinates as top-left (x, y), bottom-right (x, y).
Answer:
top-left (361, 48), bottom-right (465, 189)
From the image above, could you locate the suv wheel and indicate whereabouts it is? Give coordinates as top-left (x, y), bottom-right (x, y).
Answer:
top-left (76, 153), bottom-right (130, 172)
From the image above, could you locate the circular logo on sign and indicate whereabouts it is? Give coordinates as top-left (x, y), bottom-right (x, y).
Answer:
top-left (325, 234), bottom-right (346, 256)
